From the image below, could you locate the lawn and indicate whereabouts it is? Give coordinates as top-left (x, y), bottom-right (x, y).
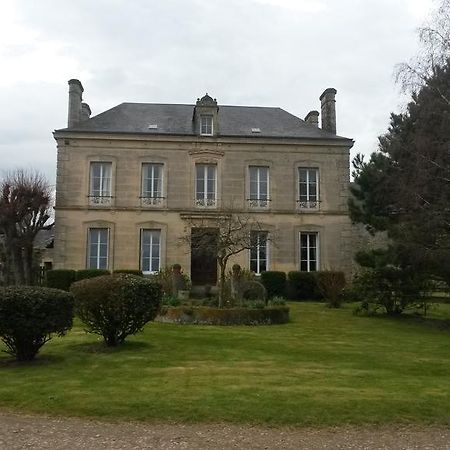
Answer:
top-left (0, 302), bottom-right (449, 426)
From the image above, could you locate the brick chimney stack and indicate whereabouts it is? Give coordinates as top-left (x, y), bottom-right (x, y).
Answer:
top-left (68, 79), bottom-right (84, 128)
top-left (319, 88), bottom-right (337, 134)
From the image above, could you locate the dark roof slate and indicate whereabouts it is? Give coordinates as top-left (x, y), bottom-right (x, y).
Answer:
top-left (57, 103), bottom-right (351, 141)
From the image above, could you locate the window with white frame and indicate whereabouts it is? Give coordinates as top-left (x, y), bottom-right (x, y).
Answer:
top-left (250, 231), bottom-right (269, 274)
top-left (298, 167), bottom-right (319, 209)
top-left (195, 164), bottom-right (217, 207)
top-left (249, 166), bottom-right (269, 208)
top-left (140, 229), bottom-right (161, 274)
top-left (88, 228), bottom-right (109, 269)
top-left (200, 115), bottom-right (213, 135)
top-left (89, 162), bottom-right (112, 205)
top-left (300, 232), bottom-right (319, 272)
top-left (141, 163), bottom-right (164, 206)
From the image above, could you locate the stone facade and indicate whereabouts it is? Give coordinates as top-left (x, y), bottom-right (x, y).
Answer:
top-left (53, 81), bottom-right (354, 282)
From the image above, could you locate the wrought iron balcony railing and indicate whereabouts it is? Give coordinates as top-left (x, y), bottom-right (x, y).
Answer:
top-left (140, 196), bottom-right (165, 207)
top-left (88, 195), bottom-right (113, 206)
top-left (247, 198), bottom-right (271, 208)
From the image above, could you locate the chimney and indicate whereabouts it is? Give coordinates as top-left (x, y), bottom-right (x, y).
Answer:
top-left (67, 79), bottom-right (84, 128)
top-left (319, 88), bottom-right (337, 134)
top-left (80, 102), bottom-right (91, 122)
top-left (304, 110), bottom-right (319, 127)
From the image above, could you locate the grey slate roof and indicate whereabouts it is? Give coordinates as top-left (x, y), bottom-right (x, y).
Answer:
top-left (57, 103), bottom-right (351, 141)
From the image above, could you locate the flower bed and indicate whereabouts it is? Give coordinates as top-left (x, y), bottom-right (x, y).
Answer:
top-left (155, 305), bottom-right (289, 325)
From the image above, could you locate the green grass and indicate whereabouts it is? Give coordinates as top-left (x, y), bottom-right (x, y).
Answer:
top-left (0, 302), bottom-right (449, 426)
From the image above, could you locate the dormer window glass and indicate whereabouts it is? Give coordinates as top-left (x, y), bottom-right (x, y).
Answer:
top-left (200, 115), bottom-right (213, 136)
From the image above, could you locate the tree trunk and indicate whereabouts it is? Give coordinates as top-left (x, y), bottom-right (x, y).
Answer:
top-left (23, 243), bottom-right (34, 285)
top-left (218, 259), bottom-right (227, 308)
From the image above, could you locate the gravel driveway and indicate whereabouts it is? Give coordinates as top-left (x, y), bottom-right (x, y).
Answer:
top-left (0, 412), bottom-right (449, 449)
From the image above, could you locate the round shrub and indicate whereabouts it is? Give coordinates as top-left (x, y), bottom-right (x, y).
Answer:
top-left (0, 286), bottom-right (74, 361)
top-left (71, 274), bottom-right (162, 346)
top-left (287, 271), bottom-right (322, 300)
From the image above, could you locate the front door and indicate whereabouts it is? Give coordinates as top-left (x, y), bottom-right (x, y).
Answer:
top-left (190, 227), bottom-right (218, 285)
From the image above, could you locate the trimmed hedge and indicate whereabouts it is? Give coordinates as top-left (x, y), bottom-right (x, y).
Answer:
top-left (287, 271), bottom-right (322, 300)
top-left (71, 273), bottom-right (162, 346)
top-left (260, 271), bottom-right (286, 299)
top-left (156, 305), bottom-right (289, 325)
top-left (0, 286), bottom-right (74, 361)
top-left (76, 269), bottom-right (110, 281)
top-left (113, 269), bottom-right (144, 276)
top-left (46, 269), bottom-right (77, 291)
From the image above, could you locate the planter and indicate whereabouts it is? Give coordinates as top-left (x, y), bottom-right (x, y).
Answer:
top-left (155, 306), bottom-right (289, 325)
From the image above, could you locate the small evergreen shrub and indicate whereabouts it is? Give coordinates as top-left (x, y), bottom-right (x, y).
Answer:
top-left (76, 269), bottom-right (110, 281)
top-left (0, 286), bottom-right (74, 361)
top-left (113, 269), bottom-right (143, 276)
top-left (316, 271), bottom-right (346, 308)
top-left (153, 266), bottom-right (191, 296)
top-left (260, 271), bottom-right (286, 298)
top-left (46, 269), bottom-right (77, 291)
top-left (287, 271), bottom-right (321, 300)
top-left (242, 281), bottom-right (267, 302)
top-left (71, 274), bottom-right (162, 346)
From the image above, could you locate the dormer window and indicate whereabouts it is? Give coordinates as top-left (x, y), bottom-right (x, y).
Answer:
top-left (200, 115), bottom-right (213, 136)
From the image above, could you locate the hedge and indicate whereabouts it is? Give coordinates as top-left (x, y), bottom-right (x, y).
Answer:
top-left (260, 271), bottom-right (286, 299)
top-left (113, 269), bottom-right (143, 276)
top-left (76, 269), bottom-right (110, 281)
top-left (287, 271), bottom-right (322, 300)
top-left (46, 269), bottom-right (77, 291)
top-left (156, 305), bottom-right (290, 325)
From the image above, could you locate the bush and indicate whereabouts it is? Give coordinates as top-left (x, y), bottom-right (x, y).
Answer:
top-left (76, 269), bottom-right (110, 281)
top-left (242, 281), bottom-right (267, 302)
top-left (152, 266), bottom-right (191, 296)
top-left (260, 271), bottom-right (286, 298)
top-left (352, 267), bottom-right (429, 316)
top-left (287, 271), bottom-right (322, 300)
top-left (113, 269), bottom-right (143, 276)
top-left (0, 286), bottom-right (74, 361)
top-left (71, 274), bottom-right (162, 346)
top-left (316, 271), bottom-right (346, 308)
top-left (268, 296), bottom-right (287, 306)
top-left (46, 269), bottom-right (77, 291)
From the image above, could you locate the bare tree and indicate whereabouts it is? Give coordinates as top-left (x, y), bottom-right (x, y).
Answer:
top-left (396, 0), bottom-right (450, 104)
top-left (181, 210), bottom-right (266, 307)
top-left (0, 170), bottom-right (52, 285)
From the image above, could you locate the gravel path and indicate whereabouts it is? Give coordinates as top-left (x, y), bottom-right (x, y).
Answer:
top-left (0, 412), bottom-right (449, 449)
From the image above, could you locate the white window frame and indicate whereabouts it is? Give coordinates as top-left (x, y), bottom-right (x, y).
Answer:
top-left (89, 162), bottom-right (112, 206)
top-left (248, 166), bottom-right (270, 208)
top-left (141, 163), bottom-right (164, 206)
top-left (298, 167), bottom-right (319, 209)
top-left (250, 231), bottom-right (269, 274)
top-left (195, 163), bottom-right (217, 207)
top-left (200, 115), bottom-right (213, 136)
top-left (140, 229), bottom-right (161, 274)
top-left (299, 232), bottom-right (319, 272)
top-left (87, 228), bottom-right (109, 269)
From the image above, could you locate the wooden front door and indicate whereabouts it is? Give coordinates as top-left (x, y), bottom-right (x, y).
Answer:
top-left (190, 227), bottom-right (218, 285)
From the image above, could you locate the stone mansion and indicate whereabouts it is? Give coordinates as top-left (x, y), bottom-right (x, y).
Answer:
top-left (53, 80), bottom-right (354, 285)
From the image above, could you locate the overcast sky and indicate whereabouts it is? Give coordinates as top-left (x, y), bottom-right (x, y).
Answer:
top-left (0, 0), bottom-right (436, 186)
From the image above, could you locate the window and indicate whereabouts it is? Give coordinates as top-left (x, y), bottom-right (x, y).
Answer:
top-left (140, 229), bottom-right (161, 274)
top-left (196, 164), bottom-right (216, 207)
top-left (300, 232), bottom-right (319, 272)
top-left (298, 167), bottom-right (319, 209)
top-left (249, 166), bottom-right (269, 208)
top-left (141, 163), bottom-right (164, 206)
top-left (88, 228), bottom-right (109, 269)
top-left (250, 231), bottom-right (269, 274)
top-left (200, 115), bottom-right (213, 135)
top-left (89, 162), bottom-right (112, 205)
